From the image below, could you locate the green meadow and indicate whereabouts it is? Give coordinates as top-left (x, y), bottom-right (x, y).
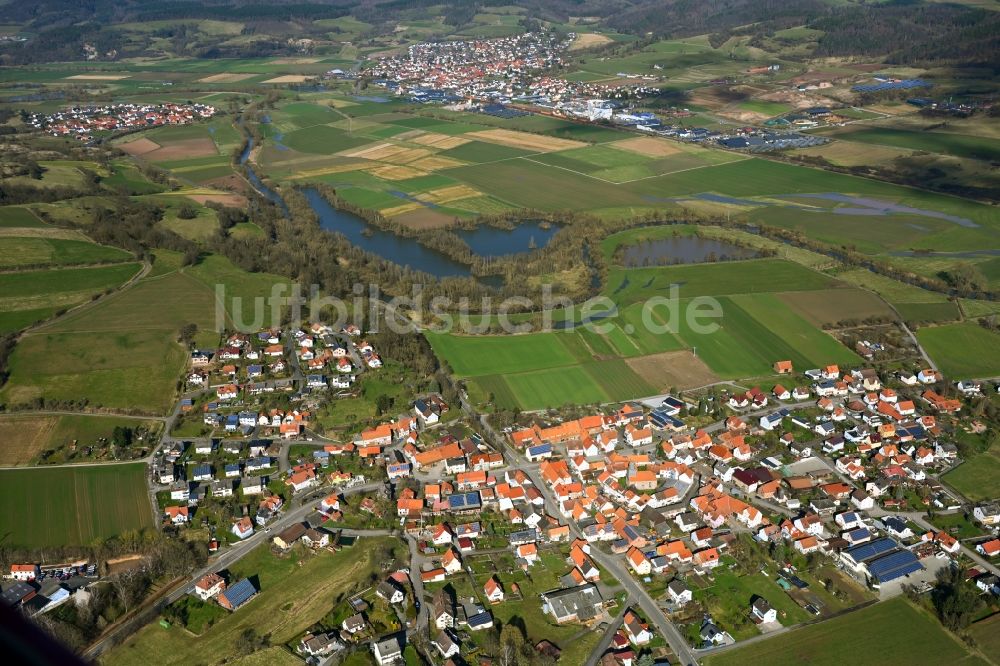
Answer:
top-left (701, 597), bottom-right (987, 666)
top-left (916, 323), bottom-right (1000, 378)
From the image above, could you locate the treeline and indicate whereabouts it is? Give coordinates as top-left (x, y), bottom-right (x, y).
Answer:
top-left (13, 531), bottom-right (209, 654)
top-left (77, 198), bottom-right (200, 264)
top-left (606, 0), bottom-right (825, 40)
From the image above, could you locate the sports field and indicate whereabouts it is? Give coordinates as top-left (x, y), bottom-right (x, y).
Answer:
top-left (701, 597), bottom-right (987, 666)
top-left (0, 464), bottom-right (153, 547)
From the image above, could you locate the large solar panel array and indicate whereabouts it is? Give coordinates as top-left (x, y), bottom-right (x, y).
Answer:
top-left (845, 537), bottom-right (896, 563)
top-left (867, 549), bottom-right (924, 583)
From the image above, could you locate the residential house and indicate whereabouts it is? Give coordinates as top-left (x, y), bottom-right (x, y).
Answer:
top-left (231, 517), bottom-right (254, 540)
top-left (194, 573), bottom-right (226, 601)
top-left (372, 635), bottom-right (403, 666)
top-left (667, 579), bottom-right (692, 606)
top-left (751, 597), bottom-right (778, 624)
top-left (484, 576), bottom-right (505, 603)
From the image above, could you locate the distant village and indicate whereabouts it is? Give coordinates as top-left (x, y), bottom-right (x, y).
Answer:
top-left (28, 102), bottom-right (216, 139)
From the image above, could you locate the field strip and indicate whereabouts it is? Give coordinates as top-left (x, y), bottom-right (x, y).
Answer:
top-left (522, 157), bottom-right (619, 183)
top-left (522, 153), bottom-right (750, 185)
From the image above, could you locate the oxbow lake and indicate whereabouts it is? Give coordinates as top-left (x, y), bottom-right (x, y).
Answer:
top-left (619, 236), bottom-right (759, 267)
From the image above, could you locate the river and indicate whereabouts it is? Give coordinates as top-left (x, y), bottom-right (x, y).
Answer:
top-left (238, 133), bottom-right (556, 283)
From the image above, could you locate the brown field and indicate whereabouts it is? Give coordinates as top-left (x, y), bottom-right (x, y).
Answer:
top-left (341, 142), bottom-right (432, 164)
top-left (270, 57), bottom-right (321, 65)
top-left (626, 350), bottom-right (718, 391)
top-left (118, 137), bottom-right (161, 156)
top-left (380, 202), bottom-right (424, 218)
top-left (0, 227), bottom-right (91, 240)
top-left (0, 415), bottom-right (56, 466)
top-left (65, 74), bottom-right (130, 81)
top-left (185, 192), bottom-right (248, 207)
top-left (465, 128), bottom-right (585, 152)
top-left (777, 288), bottom-right (897, 327)
top-left (262, 75), bottom-right (311, 84)
top-left (611, 136), bottom-right (683, 157)
top-left (393, 208), bottom-right (456, 230)
top-left (145, 137), bottom-right (219, 161)
top-left (204, 174), bottom-right (253, 194)
top-left (366, 164), bottom-right (426, 180)
top-left (865, 103), bottom-right (918, 116)
top-left (197, 72), bottom-right (256, 83)
top-left (409, 133), bottom-right (471, 149)
top-left (286, 161), bottom-right (367, 180)
top-left (569, 33), bottom-right (613, 51)
top-left (793, 141), bottom-right (912, 167)
top-left (416, 184), bottom-right (481, 204)
top-left (408, 156), bottom-right (466, 171)
top-left (394, 130), bottom-right (427, 141)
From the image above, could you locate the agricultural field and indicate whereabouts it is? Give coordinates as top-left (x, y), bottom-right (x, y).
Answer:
top-left (916, 323), bottom-right (1000, 378)
top-left (0, 237), bottom-right (131, 269)
top-left (606, 259), bottom-right (840, 303)
top-left (433, 257), bottom-right (860, 405)
top-left (0, 263), bottom-right (224, 413)
top-left (0, 464), bottom-right (153, 547)
top-left (944, 447), bottom-right (1000, 502)
top-left (0, 328), bottom-right (187, 414)
top-left (0, 262), bottom-right (142, 334)
top-left (820, 126), bottom-right (1000, 162)
top-left (968, 613), bottom-right (1000, 659)
top-left (186, 254), bottom-right (293, 330)
top-left (701, 597), bottom-right (988, 666)
top-left (777, 288), bottom-right (897, 326)
top-left (104, 538), bottom-right (400, 666)
top-left (426, 330), bottom-right (581, 377)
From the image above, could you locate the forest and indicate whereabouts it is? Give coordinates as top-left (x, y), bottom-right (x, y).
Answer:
top-left (3, 0), bottom-right (998, 67)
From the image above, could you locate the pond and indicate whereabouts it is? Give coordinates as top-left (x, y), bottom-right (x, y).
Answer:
top-left (456, 221), bottom-right (557, 258)
top-left (303, 187), bottom-right (477, 279)
top-left (619, 235), bottom-right (759, 267)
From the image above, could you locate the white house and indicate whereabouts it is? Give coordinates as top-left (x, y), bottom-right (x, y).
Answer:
top-left (667, 579), bottom-right (692, 606)
top-left (194, 573), bottom-right (226, 601)
top-left (751, 598), bottom-right (778, 624)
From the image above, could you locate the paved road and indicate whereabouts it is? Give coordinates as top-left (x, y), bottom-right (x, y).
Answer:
top-left (518, 461), bottom-right (700, 666)
top-left (405, 534), bottom-right (430, 636)
top-left (584, 604), bottom-right (628, 666)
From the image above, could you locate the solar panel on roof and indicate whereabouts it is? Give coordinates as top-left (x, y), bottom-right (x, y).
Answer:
top-left (868, 550), bottom-right (923, 583)
top-left (221, 578), bottom-right (257, 609)
top-left (846, 537), bottom-right (896, 563)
